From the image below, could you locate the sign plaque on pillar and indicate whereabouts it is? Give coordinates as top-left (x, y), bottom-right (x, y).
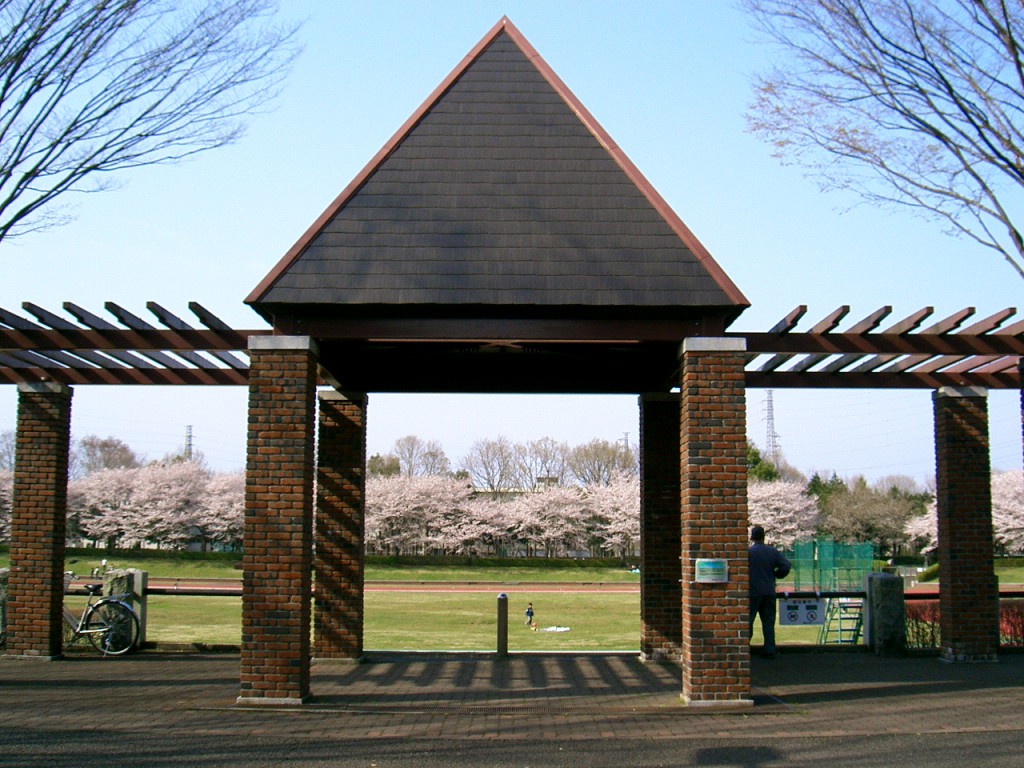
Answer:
top-left (694, 558), bottom-right (729, 584)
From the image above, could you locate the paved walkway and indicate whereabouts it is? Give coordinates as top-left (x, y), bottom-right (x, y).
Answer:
top-left (2, 649), bottom-right (1023, 767)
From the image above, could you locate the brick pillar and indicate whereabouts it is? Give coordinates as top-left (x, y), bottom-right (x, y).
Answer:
top-left (314, 391), bottom-right (367, 659)
top-left (679, 338), bottom-right (751, 707)
top-left (239, 336), bottom-right (318, 704)
top-left (933, 387), bottom-right (999, 662)
top-left (639, 393), bottom-right (681, 661)
top-left (5, 383), bottom-right (72, 659)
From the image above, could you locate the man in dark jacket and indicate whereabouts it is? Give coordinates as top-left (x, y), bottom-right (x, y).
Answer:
top-left (748, 525), bottom-right (791, 658)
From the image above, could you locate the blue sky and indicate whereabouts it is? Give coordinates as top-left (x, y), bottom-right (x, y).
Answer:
top-left (1, 1), bottom-right (1020, 484)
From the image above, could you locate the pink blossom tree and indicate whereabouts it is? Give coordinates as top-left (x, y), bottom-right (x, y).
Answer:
top-left (68, 467), bottom-right (141, 548)
top-left (747, 479), bottom-right (818, 549)
top-left (992, 471), bottom-right (1024, 555)
top-left (904, 506), bottom-right (938, 555)
top-left (904, 471), bottom-right (1024, 556)
top-left (584, 473), bottom-right (640, 559)
top-left (365, 475), bottom-right (475, 555)
top-left (0, 468), bottom-right (11, 542)
top-left (197, 471), bottom-right (245, 551)
top-left (506, 485), bottom-right (590, 557)
top-left (129, 462), bottom-right (209, 549)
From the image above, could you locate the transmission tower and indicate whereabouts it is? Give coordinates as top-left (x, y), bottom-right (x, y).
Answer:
top-left (185, 425), bottom-right (193, 461)
top-left (763, 390), bottom-right (781, 465)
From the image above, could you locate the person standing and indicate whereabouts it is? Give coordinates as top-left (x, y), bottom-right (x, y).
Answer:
top-left (525, 602), bottom-right (534, 627)
top-left (748, 525), bottom-right (791, 658)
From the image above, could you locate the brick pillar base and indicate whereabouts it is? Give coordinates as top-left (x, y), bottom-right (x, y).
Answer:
top-left (933, 387), bottom-right (999, 662)
top-left (6, 383), bottom-right (72, 659)
top-left (239, 336), bottom-right (318, 704)
top-left (314, 391), bottom-right (367, 660)
top-left (640, 393), bottom-right (681, 662)
top-left (679, 339), bottom-right (751, 706)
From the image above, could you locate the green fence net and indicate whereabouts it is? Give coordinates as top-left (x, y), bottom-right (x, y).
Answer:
top-left (791, 538), bottom-right (875, 591)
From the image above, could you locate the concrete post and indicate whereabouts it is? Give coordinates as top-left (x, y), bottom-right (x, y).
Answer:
top-left (104, 569), bottom-right (148, 646)
top-left (865, 572), bottom-right (905, 655)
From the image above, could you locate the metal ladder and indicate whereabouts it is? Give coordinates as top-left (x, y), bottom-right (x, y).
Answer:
top-left (818, 597), bottom-right (863, 644)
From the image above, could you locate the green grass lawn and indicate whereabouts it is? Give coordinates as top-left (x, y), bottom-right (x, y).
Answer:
top-left (2, 552), bottom-right (1019, 651)
top-left (136, 591), bottom-right (825, 650)
top-left (0, 553), bottom-right (641, 584)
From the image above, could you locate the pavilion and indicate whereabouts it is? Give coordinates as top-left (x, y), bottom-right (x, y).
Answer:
top-left (3, 18), bottom-right (1021, 708)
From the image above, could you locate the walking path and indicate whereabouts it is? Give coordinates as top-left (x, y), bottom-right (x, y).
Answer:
top-left (2, 649), bottom-right (1022, 767)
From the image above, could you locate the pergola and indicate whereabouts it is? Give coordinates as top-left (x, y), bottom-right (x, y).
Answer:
top-left (3, 17), bottom-right (1022, 707)
top-left (1, 301), bottom-right (1019, 390)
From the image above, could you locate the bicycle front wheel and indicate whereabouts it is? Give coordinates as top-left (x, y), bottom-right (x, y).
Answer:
top-left (84, 600), bottom-right (139, 656)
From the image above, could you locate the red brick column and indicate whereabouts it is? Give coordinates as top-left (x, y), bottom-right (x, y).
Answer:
top-left (5, 383), bottom-right (72, 659)
top-left (679, 338), bottom-right (751, 706)
top-left (239, 336), bottom-right (318, 704)
top-left (639, 393), bottom-right (681, 661)
top-left (933, 387), bottom-right (999, 662)
top-left (314, 391), bottom-right (367, 659)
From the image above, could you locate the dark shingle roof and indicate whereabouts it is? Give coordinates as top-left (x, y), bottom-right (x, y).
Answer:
top-left (248, 18), bottom-right (747, 313)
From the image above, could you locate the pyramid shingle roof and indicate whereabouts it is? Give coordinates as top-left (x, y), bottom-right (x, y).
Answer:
top-left (248, 18), bottom-right (746, 321)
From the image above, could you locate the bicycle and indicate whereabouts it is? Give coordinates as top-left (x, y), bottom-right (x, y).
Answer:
top-left (62, 572), bottom-right (140, 656)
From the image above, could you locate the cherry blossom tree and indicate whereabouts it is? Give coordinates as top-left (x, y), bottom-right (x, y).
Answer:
top-left (506, 485), bottom-right (590, 558)
top-left (584, 473), bottom-right (640, 559)
top-left (904, 471), bottom-right (1024, 556)
top-left (992, 470), bottom-right (1024, 555)
top-left (68, 460), bottom-right (210, 548)
top-left (0, 469), bottom-right (12, 542)
top-left (196, 471), bottom-right (244, 551)
top-left (128, 461), bottom-right (208, 548)
top-left (904, 505), bottom-right (937, 554)
top-left (68, 466), bottom-right (141, 547)
top-left (0, 431), bottom-right (15, 471)
top-left (365, 474), bottom-right (475, 555)
top-left (748, 479), bottom-right (819, 549)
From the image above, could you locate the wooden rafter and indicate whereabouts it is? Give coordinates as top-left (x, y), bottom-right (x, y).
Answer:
top-left (0, 303), bottom-right (1020, 390)
top-left (738, 306), bottom-right (1023, 389)
top-left (0, 303), bottom-right (267, 386)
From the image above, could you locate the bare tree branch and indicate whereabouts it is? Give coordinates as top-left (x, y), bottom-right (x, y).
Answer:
top-left (745, 0), bottom-right (1024, 279)
top-left (0, 0), bottom-right (300, 242)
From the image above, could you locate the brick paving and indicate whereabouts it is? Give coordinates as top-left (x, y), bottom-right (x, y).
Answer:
top-left (2, 649), bottom-right (1023, 766)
